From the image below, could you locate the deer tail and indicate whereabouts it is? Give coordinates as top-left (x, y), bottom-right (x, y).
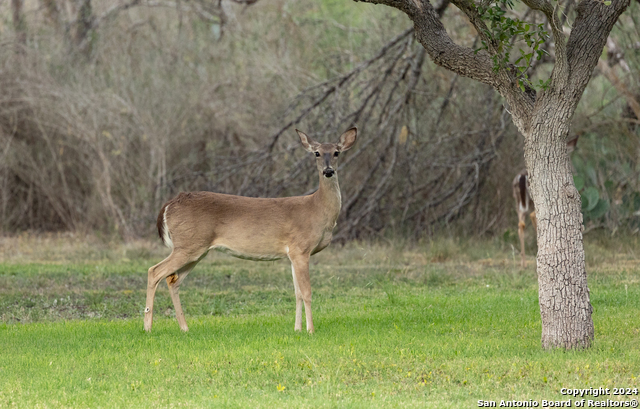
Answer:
top-left (156, 202), bottom-right (173, 249)
top-left (518, 174), bottom-right (528, 212)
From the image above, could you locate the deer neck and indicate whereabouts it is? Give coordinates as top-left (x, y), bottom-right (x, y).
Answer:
top-left (314, 171), bottom-right (342, 227)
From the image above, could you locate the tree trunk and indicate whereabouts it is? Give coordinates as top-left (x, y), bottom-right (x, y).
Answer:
top-left (356, 0), bottom-right (629, 349)
top-left (524, 94), bottom-right (594, 349)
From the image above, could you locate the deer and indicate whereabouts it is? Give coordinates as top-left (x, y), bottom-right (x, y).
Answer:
top-left (144, 127), bottom-right (358, 334)
top-left (513, 136), bottom-right (578, 267)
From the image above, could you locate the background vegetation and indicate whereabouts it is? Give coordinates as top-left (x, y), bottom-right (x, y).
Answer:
top-left (0, 0), bottom-right (638, 242)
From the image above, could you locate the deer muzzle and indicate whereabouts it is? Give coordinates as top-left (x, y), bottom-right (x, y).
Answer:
top-left (323, 168), bottom-right (335, 178)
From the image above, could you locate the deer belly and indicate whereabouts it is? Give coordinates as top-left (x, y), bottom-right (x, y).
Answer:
top-left (210, 244), bottom-right (285, 261)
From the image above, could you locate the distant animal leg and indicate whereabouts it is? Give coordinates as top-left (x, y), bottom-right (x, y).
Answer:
top-left (530, 211), bottom-right (537, 233)
top-left (518, 211), bottom-right (527, 268)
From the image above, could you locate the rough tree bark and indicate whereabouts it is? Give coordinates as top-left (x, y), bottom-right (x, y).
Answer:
top-left (355, 0), bottom-right (630, 348)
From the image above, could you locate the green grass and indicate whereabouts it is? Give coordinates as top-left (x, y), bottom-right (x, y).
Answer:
top-left (0, 236), bottom-right (639, 407)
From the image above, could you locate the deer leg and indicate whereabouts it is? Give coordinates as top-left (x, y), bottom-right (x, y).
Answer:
top-left (518, 212), bottom-right (527, 268)
top-left (530, 211), bottom-right (537, 233)
top-left (289, 254), bottom-right (314, 334)
top-left (165, 251), bottom-right (209, 332)
top-left (144, 251), bottom-right (202, 332)
top-left (166, 263), bottom-right (197, 332)
top-left (290, 263), bottom-right (303, 331)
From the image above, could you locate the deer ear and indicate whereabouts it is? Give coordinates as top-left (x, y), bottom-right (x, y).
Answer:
top-left (337, 127), bottom-right (357, 151)
top-left (296, 129), bottom-right (318, 153)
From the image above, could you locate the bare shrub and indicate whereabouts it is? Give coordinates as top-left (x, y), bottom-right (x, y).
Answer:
top-left (0, 0), bottom-right (637, 240)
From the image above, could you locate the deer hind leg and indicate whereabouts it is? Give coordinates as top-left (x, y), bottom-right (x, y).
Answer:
top-left (144, 251), bottom-right (204, 332)
top-left (166, 262), bottom-right (197, 332)
top-left (288, 253), bottom-right (314, 333)
top-left (518, 211), bottom-right (527, 268)
top-left (530, 211), bottom-right (537, 233)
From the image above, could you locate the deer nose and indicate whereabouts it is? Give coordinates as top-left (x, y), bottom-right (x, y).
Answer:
top-left (323, 168), bottom-right (335, 178)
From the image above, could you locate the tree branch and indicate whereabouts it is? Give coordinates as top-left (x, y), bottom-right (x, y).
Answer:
top-left (356, 0), bottom-right (498, 87)
top-left (356, 0), bottom-right (536, 131)
top-left (449, 0), bottom-right (499, 55)
top-left (596, 37), bottom-right (640, 120)
top-left (520, 0), bottom-right (568, 87)
top-left (565, 0), bottom-right (630, 105)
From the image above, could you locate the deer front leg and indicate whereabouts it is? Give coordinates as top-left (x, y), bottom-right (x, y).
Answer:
top-left (289, 254), bottom-right (314, 333)
top-left (518, 212), bottom-right (527, 268)
top-left (290, 264), bottom-right (303, 331)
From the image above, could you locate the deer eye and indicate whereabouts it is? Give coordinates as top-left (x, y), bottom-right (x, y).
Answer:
top-left (334, 151), bottom-right (340, 157)
top-left (315, 152), bottom-right (320, 157)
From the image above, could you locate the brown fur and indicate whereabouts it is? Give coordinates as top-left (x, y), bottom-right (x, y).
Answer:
top-left (162, 190), bottom-right (338, 258)
top-left (144, 128), bottom-right (358, 334)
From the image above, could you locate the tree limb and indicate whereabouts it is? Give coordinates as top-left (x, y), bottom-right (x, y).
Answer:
top-left (520, 0), bottom-right (569, 87)
top-left (356, 0), bottom-right (498, 87)
top-left (565, 0), bottom-right (630, 105)
top-left (355, 0), bottom-right (536, 132)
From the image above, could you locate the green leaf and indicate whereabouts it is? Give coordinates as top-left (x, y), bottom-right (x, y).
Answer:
top-left (589, 198), bottom-right (609, 219)
top-left (573, 175), bottom-right (585, 191)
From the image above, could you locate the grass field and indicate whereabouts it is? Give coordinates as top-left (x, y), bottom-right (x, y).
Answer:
top-left (1, 234), bottom-right (639, 407)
